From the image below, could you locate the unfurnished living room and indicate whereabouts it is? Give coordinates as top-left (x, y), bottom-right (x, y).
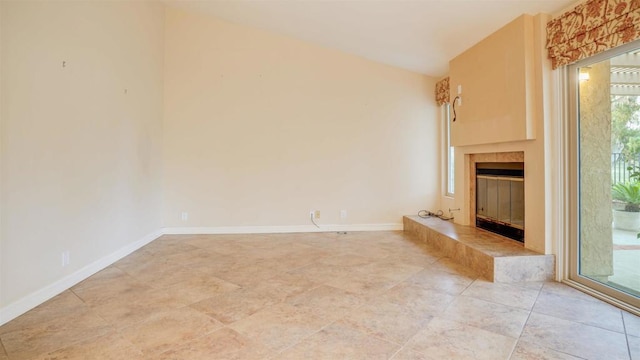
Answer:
top-left (1, 0), bottom-right (640, 359)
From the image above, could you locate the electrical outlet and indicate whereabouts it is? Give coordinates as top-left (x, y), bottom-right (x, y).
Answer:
top-left (61, 251), bottom-right (70, 267)
top-left (181, 212), bottom-right (189, 221)
top-left (340, 210), bottom-right (347, 219)
top-left (314, 210), bottom-right (321, 219)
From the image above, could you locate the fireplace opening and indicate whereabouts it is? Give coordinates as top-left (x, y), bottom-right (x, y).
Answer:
top-left (476, 162), bottom-right (524, 242)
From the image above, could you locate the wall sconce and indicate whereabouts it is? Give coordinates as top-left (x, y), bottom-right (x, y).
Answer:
top-left (579, 68), bottom-right (591, 81)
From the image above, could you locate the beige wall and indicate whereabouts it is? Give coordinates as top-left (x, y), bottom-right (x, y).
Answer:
top-left (579, 61), bottom-right (613, 278)
top-left (163, 7), bottom-right (439, 230)
top-left (1, 1), bottom-right (164, 310)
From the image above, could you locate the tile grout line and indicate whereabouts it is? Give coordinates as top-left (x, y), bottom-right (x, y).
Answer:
top-left (622, 311), bottom-right (632, 360)
top-left (507, 281), bottom-right (543, 359)
top-left (515, 284), bottom-right (594, 360)
top-left (272, 272), bottom-right (421, 358)
top-left (393, 274), bottom-right (481, 359)
top-left (0, 337), bottom-right (6, 359)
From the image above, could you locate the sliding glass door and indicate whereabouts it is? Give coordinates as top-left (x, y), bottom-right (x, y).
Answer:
top-left (569, 42), bottom-right (640, 311)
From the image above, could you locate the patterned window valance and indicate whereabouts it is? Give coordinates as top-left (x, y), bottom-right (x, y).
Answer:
top-left (547, 0), bottom-right (640, 69)
top-left (435, 77), bottom-right (450, 106)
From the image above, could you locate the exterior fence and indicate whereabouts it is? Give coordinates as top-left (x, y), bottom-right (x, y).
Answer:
top-left (612, 152), bottom-right (639, 184)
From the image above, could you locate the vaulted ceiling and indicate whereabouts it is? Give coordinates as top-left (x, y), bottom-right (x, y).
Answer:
top-left (165, 0), bottom-right (577, 77)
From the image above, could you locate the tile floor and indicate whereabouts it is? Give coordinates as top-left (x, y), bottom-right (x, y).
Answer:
top-left (0, 231), bottom-right (638, 359)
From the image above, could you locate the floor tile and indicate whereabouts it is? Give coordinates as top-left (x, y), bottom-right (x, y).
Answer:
top-left (229, 302), bottom-right (328, 352)
top-left (111, 249), bottom-right (156, 271)
top-left (390, 348), bottom-right (430, 360)
top-left (322, 270), bottom-right (404, 297)
top-left (90, 287), bottom-right (187, 329)
top-left (251, 273), bottom-right (319, 302)
top-left (510, 340), bottom-right (582, 360)
top-left (118, 307), bottom-right (223, 356)
top-left (185, 256), bottom-right (239, 277)
top-left (403, 317), bottom-right (516, 360)
top-left (624, 312), bottom-right (640, 338)
top-left (289, 262), bottom-right (356, 285)
top-left (190, 288), bottom-right (280, 325)
top-left (277, 322), bottom-right (399, 360)
top-left (520, 312), bottom-right (629, 359)
top-left (114, 256), bottom-right (181, 286)
top-left (381, 282), bottom-right (456, 315)
top-left (157, 328), bottom-right (274, 360)
top-left (0, 308), bottom-right (112, 360)
top-left (0, 291), bottom-right (86, 335)
top-left (210, 260), bottom-right (283, 286)
top-left (338, 299), bottom-right (432, 344)
top-left (629, 335), bottom-right (639, 360)
top-left (70, 267), bottom-right (149, 306)
top-left (267, 253), bottom-right (324, 273)
top-left (0, 340), bottom-right (7, 360)
top-left (142, 240), bottom-right (200, 258)
top-left (461, 279), bottom-right (540, 310)
top-left (161, 273), bottom-right (240, 304)
top-left (533, 289), bottom-right (625, 333)
top-left (162, 247), bottom-right (227, 265)
top-left (441, 295), bottom-right (530, 338)
top-left (356, 258), bottom-right (424, 282)
top-left (30, 332), bottom-right (144, 360)
top-left (315, 254), bottom-right (374, 267)
top-left (405, 268), bottom-right (474, 295)
top-left (285, 285), bottom-right (365, 321)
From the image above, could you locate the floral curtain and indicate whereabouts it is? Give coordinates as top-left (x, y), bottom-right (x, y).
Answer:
top-left (435, 77), bottom-right (450, 106)
top-left (547, 0), bottom-right (640, 69)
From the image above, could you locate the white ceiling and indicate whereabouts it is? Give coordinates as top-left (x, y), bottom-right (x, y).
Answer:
top-left (165, 0), bottom-right (577, 77)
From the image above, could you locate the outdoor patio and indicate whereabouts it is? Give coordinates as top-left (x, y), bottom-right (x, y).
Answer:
top-left (609, 228), bottom-right (640, 297)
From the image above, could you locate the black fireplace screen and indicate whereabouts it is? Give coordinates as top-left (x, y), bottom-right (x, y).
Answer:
top-left (476, 163), bottom-right (524, 242)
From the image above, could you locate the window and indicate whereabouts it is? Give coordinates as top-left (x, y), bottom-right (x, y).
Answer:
top-left (444, 103), bottom-right (455, 196)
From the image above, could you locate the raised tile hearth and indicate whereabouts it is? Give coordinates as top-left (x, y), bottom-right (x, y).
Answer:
top-left (403, 215), bottom-right (555, 282)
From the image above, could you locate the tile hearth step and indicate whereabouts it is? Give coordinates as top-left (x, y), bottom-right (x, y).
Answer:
top-left (403, 215), bottom-right (555, 283)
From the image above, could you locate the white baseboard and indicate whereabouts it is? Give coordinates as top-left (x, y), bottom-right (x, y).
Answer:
top-left (0, 229), bottom-right (163, 326)
top-left (162, 223), bottom-right (403, 235)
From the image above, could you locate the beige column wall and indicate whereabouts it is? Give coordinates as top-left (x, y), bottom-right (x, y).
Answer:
top-left (579, 61), bottom-right (613, 278)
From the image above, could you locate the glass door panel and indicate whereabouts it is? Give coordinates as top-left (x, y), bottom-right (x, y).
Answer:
top-left (573, 46), bottom-right (640, 305)
top-left (511, 181), bottom-right (524, 228)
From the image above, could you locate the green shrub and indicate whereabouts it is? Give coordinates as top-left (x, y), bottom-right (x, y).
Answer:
top-left (612, 182), bottom-right (640, 212)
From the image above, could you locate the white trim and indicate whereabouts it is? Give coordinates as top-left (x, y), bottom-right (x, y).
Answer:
top-left (562, 279), bottom-right (640, 317)
top-left (550, 66), bottom-right (569, 282)
top-left (162, 223), bottom-right (403, 235)
top-left (0, 229), bottom-right (162, 326)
